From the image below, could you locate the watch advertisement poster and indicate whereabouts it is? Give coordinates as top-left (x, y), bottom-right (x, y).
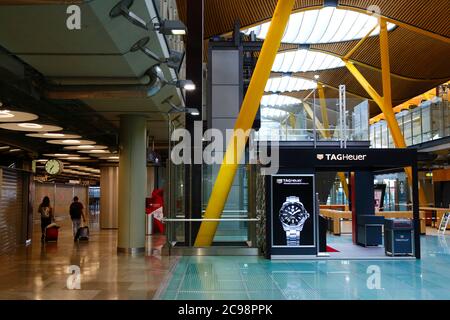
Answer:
top-left (271, 175), bottom-right (315, 248)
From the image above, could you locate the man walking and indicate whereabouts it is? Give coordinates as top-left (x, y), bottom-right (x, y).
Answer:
top-left (70, 196), bottom-right (86, 241)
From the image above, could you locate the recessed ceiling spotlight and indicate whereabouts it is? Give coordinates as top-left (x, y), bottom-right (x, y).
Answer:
top-left (62, 139), bottom-right (81, 144)
top-left (0, 123), bottom-right (62, 132)
top-left (64, 145), bottom-right (107, 150)
top-left (26, 133), bottom-right (82, 139)
top-left (0, 110), bottom-right (14, 118)
top-left (0, 111), bottom-right (39, 123)
top-left (46, 139), bottom-right (96, 145)
top-left (44, 133), bottom-right (65, 138)
top-left (78, 149), bottom-right (109, 154)
top-left (314, 74), bottom-right (320, 80)
top-left (19, 123), bottom-right (43, 129)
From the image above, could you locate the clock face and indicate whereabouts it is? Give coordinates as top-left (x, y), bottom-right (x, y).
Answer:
top-left (45, 159), bottom-right (63, 175)
top-left (279, 203), bottom-right (308, 226)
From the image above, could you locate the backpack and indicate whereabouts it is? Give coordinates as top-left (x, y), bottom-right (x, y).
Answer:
top-left (70, 202), bottom-right (82, 219)
top-left (40, 206), bottom-right (50, 218)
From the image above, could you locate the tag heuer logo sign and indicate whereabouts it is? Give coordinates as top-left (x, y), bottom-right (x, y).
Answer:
top-left (317, 153), bottom-right (368, 161)
top-left (276, 179), bottom-right (283, 184)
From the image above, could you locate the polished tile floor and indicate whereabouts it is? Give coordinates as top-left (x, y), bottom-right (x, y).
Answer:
top-left (1, 219), bottom-right (449, 300)
top-left (158, 233), bottom-right (450, 300)
top-left (0, 219), bottom-right (177, 300)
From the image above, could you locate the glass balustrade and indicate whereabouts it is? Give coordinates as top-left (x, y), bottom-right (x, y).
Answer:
top-left (370, 100), bottom-right (449, 148)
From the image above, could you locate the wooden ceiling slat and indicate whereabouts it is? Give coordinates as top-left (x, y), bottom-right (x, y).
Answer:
top-left (312, 28), bottom-right (450, 80)
top-left (176, 0), bottom-right (450, 109)
top-left (339, 0), bottom-right (450, 38)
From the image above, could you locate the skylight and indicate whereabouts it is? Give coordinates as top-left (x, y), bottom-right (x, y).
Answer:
top-left (272, 50), bottom-right (344, 73)
top-left (243, 7), bottom-right (396, 44)
top-left (265, 76), bottom-right (317, 93)
top-left (261, 94), bottom-right (302, 108)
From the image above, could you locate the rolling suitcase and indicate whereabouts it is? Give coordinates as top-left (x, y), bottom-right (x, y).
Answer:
top-left (76, 226), bottom-right (89, 241)
top-left (45, 225), bottom-right (59, 242)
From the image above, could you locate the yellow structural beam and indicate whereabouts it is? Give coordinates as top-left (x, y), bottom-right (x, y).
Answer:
top-left (317, 83), bottom-right (330, 134)
top-left (343, 18), bottom-right (427, 205)
top-left (303, 102), bottom-right (325, 132)
top-left (194, 0), bottom-right (296, 247)
top-left (343, 23), bottom-right (379, 61)
top-left (288, 113), bottom-right (296, 129)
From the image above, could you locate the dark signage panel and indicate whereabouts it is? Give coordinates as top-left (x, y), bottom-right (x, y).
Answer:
top-left (271, 175), bottom-right (315, 251)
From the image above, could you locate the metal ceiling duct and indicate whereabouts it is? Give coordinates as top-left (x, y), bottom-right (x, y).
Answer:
top-left (45, 65), bottom-right (164, 99)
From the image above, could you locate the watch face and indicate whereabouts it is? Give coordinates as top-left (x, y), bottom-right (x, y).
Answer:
top-left (279, 202), bottom-right (309, 226)
top-left (45, 159), bottom-right (62, 175)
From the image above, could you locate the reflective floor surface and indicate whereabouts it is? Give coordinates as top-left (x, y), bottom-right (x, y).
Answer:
top-left (1, 218), bottom-right (449, 300)
top-left (158, 233), bottom-right (450, 300)
top-left (0, 219), bottom-right (177, 300)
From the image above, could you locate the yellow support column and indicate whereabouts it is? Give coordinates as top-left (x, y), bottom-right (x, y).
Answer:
top-left (194, 0), bottom-right (296, 247)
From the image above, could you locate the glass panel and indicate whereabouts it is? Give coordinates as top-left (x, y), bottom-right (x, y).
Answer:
top-left (421, 105), bottom-right (432, 143)
top-left (412, 109), bottom-right (422, 145)
top-left (403, 113), bottom-right (412, 146)
top-left (202, 164), bottom-right (249, 243)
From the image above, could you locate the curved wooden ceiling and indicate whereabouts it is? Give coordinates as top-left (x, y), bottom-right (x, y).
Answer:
top-left (177, 0), bottom-right (450, 111)
top-left (177, 0), bottom-right (450, 39)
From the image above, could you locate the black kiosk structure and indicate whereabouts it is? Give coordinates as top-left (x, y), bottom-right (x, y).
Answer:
top-left (265, 143), bottom-right (421, 260)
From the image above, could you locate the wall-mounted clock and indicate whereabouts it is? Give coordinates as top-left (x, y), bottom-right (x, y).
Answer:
top-left (45, 159), bottom-right (64, 175)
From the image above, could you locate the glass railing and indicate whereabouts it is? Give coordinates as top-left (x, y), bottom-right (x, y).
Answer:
top-left (370, 100), bottom-right (449, 148)
top-left (255, 128), bottom-right (369, 142)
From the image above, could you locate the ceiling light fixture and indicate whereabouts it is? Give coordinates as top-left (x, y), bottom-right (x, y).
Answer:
top-left (162, 97), bottom-right (200, 116)
top-left (43, 133), bottom-right (65, 138)
top-left (110, 0), bottom-right (187, 35)
top-left (130, 37), bottom-right (185, 72)
top-left (18, 123), bottom-right (43, 129)
top-left (134, 57), bottom-right (194, 93)
top-left (0, 110), bottom-right (14, 118)
top-left (26, 133), bottom-right (81, 139)
top-left (46, 139), bottom-right (96, 145)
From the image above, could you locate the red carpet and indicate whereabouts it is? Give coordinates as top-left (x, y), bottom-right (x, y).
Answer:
top-left (326, 245), bottom-right (340, 253)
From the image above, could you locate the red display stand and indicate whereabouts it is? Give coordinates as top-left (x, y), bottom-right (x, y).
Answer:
top-left (146, 189), bottom-right (164, 233)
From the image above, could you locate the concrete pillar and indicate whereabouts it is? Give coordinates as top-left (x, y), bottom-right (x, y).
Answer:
top-left (117, 115), bottom-right (147, 253)
top-left (100, 166), bottom-right (119, 229)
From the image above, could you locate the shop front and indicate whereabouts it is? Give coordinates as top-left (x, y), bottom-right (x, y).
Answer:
top-left (264, 145), bottom-right (421, 260)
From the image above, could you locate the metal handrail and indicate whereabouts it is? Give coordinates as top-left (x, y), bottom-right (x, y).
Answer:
top-left (162, 217), bottom-right (261, 222)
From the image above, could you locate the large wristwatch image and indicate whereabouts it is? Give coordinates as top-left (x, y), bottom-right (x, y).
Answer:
top-left (279, 196), bottom-right (310, 246)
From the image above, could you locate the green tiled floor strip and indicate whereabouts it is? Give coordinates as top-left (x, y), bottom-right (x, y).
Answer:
top-left (159, 235), bottom-right (450, 300)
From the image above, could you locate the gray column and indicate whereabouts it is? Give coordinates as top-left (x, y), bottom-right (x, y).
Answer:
top-left (100, 166), bottom-right (118, 229)
top-left (118, 115), bottom-right (147, 253)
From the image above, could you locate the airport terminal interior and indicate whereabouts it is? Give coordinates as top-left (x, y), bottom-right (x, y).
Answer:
top-left (0, 0), bottom-right (449, 300)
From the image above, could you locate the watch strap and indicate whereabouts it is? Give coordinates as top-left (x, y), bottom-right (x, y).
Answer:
top-left (286, 196), bottom-right (300, 203)
top-left (286, 230), bottom-right (300, 246)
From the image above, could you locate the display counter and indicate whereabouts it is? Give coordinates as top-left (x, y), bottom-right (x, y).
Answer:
top-left (320, 209), bottom-right (426, 235)
top-left (420, 207), bottom-right (450, 229)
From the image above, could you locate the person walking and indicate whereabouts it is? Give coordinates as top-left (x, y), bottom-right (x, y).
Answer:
top-left (38, 196), bottom-right (54, 241)
top-left (69, 196), bottom-right (86, 241)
